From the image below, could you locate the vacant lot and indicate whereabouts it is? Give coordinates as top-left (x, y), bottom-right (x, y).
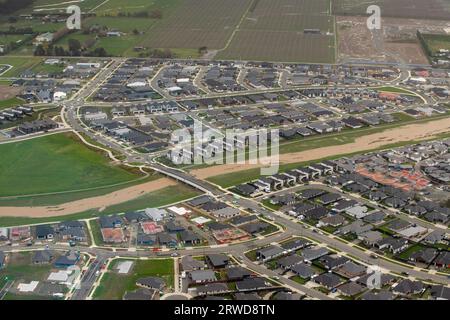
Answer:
top-left (142, 0), bottom-right (252, 50)
top-left (336, 16), bottom-right (446, 64)
top-left (332, 0), bottom-right (450, 20)
top-left (217, 0), bottom-right (336, 63)
top-left (0, 133), bottom-right (140, 197)
top-left (93, 258), bottom-right (174, 300)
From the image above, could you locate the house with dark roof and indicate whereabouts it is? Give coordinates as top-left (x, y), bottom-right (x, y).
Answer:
top-left (206, 254), bottom-right (229, 269)
top-left (337, 282), bottom-right (366, 297)
top-left (226, 267), bottom-right (252, 281)
top-left (136, 277), bottom-right (166, 291)
top-left (291, 263), bottom-right (315, 279)
top-left (277, 254), bottom-right (303, 270)
top-left (235, 277), bottom-right (270, 292)
top-left (313, 273), bottom-right (342, 289)
top-left (392, 279), bottom-right (425, 295)
top-left (35, 224), bottom-right (55, 240)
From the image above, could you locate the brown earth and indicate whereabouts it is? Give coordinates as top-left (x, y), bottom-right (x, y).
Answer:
top-left (0, 85), bottom-right (21, 100)
top-left (0, 178), bottom-right (177, 218)
top-left (191, 117), bottom-right (450, 179)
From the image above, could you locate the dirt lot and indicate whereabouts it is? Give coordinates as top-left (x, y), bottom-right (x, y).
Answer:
top-left (0, 85), bottom-right (20, 100)
top-left (190, 117), bottom-right (450, 180)
top-left (0, 178), bottom-right (177, 218)
top-left (337, 16), bottom-right (450, 64)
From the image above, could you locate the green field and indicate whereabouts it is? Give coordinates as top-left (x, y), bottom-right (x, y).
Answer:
top-left (0, 56), bottom-right (42, 77)
top-left (421, 33), bottom-right (450, 55)
top-left (93, 258), bottom-right (174, 300)
top-left (0, 132), bottom-right (140, 197)
top-left (0, 97), bottom-right (24, 110)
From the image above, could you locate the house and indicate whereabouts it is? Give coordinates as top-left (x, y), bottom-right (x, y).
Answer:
top-left (188, 270), bottom-right (216, 283)
top-left (137, 234), bottom-right (157, 246)
top-left (136, 277), bottom-right (166, 291)
top-left (358, 231), bottom-right (383, 246)
top-left (99, 215), bottom-right (123, 229)
top-left (313, 273), bottom-right (342, 289)
top-left (226, 267), bottom-right (252, 281)
top-left (375, 237), bottom-right (409, 254)
top-left (212, 207), bottom-right (240, 219)
top-left (54, 251), bottom-right (80, 268)
top-left (281, 239), bottom-right (310, 252)
top-left (318, 215), bottom-right (345, 228)
top-left (240, 221), bottom-right (270, 235)
top-left (337, 282), bottom-right (366, 297)
top-left (291, 263), bottom-right (315, 279)
top-left (35, 224), bottom-right (55, 240)
top-left (33, 250), bottom-right (53, 264)
top-left (356, 272), bottom-right (396, 288)
top-left (360, 290), bottom-right (395, 300)
top-left (433, 251), bottom-right (450, 269)
top-left (430, 285), bottom-right (450, 300)
top-left (277, 254), bottom-right (303, 270)
top-left (235, 292), bottom-right (261, 300)
top-left (392, 279), bottom-right (425, 295)
top-left (181, 256), bottom-right (205, 272)
top-left (235, 277), bottom-right (270, 291)
top-left (179, 231), bottom-right (200, 245)
top-left (319, 255), bottom-right (349, 270)
top-left (272, 291), bottom-right (303, 300)
top-left (301, 247), bottom-right (329, 262)
top-left (336, 261), bottom-right (366, 278)
top-left (256, 245), bottom-right (284, 261)
top-left (157, 232), bottom-right (177, 247)
top-left (145, 208), bottom-right (166, 222)
top-left (409, 248), bottom-right (438, 265)
top-left (206, 254), bottom-right (229, 269)
top-left (195, 283), bottom-right (229, 296)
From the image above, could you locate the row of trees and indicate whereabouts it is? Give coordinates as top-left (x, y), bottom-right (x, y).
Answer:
top-left (34, 39), bottom-right (108, 57)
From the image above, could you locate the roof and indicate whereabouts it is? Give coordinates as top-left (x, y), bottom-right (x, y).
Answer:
top-left (337, 282), bottom-right (366, 296)
top-left (226, 267), bottom-right (252, 280)
top-left (393, 279), bottom-right (424, 294)
top-left (360, 290), bottom-right (394, 300)
top-left (301, 247), bottom-right (329, 261)
top-left (180, 256), bottom-right (204, 272)
top-left (207, 254), bottom-right (229, 268)
top-left (291, 263), bottom-right (315, 279)
top-left (136, 277), bottom-right (165, 290)
top-left (314, 273), bottom-right (342, 288)
top-left (189, 270), bottom-right (216, 282)
top-left (235, 277), bottom-right (269, 291)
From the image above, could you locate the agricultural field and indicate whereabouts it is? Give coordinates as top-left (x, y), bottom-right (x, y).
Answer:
top-left (142, 0), bottom-right (252, 50)
top-left (0, 132), bottom-right (141, 197)
top-left (0, 56), bottom-right (42, 77)
top-left (332, 0), bottom-right (450, 20)
top-left (217, 0), bottom-right (336, 63)
top-left (93, 258), bottom-right (174, 300)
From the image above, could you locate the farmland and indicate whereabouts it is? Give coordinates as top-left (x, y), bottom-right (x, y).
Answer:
top-left (217, 0), bottom-right (336, 63)
top-left (142, 0), bottom-right (252, 50)
top-left (0, 132), bottom-right (141, 197)
top-left (332, 0), bottom-right (450, 20)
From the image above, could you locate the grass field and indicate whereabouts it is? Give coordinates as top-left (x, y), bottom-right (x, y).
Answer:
top-left (0, 56), bottom-right (42, 77)
top-left (421, 33), bottom-right (450, 55)
top-left (0, 97), bottom-right (24, 110)
top-left (0, 184), bottom-right (202, 227)
top-left (92, 258), bottom-right (174, 300)
top-left (0, 132), bottom-right (140, 197)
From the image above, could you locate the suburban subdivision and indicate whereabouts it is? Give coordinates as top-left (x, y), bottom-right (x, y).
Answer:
top-left (0, 0), bottom-right (448, 304)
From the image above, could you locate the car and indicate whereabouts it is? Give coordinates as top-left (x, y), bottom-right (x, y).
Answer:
top-left (401, 272), bottom-right (409, 276)
top-left (171, 252), bottom-right (180, 257)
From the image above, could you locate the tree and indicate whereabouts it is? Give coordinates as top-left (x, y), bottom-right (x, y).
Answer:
top-left (34, 44), bottom-right (45, 56)
top-left (132, 28), bottom-right (139, 35)
top-left (198, 46), bottom-right (208, 54)
top-left (68, 38), bottom-right (82, 55)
